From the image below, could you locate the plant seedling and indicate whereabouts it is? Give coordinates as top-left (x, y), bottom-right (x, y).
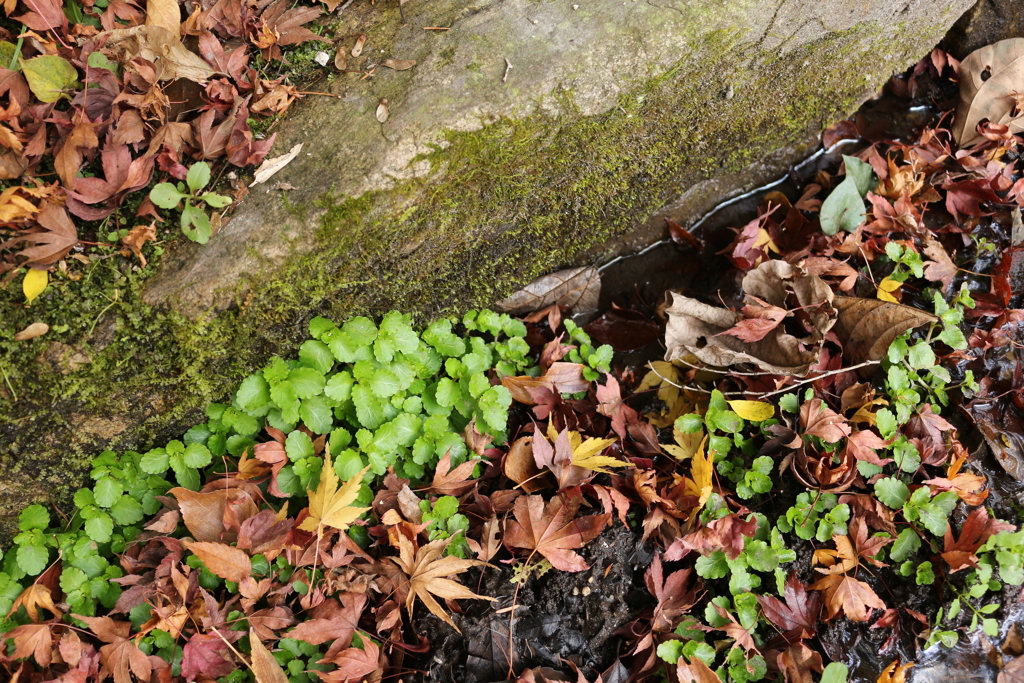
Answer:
top-left (149, 162), bottom-right (232, 244)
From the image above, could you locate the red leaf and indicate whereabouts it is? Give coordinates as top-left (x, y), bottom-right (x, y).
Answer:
top-left (503, 494), bottom-right (610, 572)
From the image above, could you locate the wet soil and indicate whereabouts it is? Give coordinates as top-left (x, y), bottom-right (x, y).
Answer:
top-left (418, 522), bottom-right (654, 682)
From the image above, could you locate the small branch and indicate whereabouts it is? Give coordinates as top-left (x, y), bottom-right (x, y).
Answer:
top-left (646, 358), bottom-right (881, 399)
top-left (502, 58), bottom-right (512, 83)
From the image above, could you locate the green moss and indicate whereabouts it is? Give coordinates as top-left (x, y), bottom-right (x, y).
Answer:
top-left (0, 20), bottom-right (943, 539)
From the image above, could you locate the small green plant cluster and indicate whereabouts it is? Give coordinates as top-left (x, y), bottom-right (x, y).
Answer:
top-left (776, 492), bottom-right (850, 542)
top-left (695, 515), bottom-right (796, 595)
top-left (420, 495), bottom-right (471, 558)
top-left (149, 162), bottom-right (232, 244)
top-left (659, 613), bottom-right (766, 683)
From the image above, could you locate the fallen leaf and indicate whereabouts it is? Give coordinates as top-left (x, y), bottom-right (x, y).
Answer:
top-left (74, 615), bottom-right (152, 683)
top-left (103, 25), bottom-right (215, 82)
top-left (14, 201), bottom-right (80, 266)
top-left (248, 630), bottom-right (289, 683)
top-left (800, 399), bottom-right (851, 442)
top-left (683, 436), bottom-right (712, 514)
top-left (7, 584), bottom-right (60, 622)
top-left (20, 55), bottom-right (78, 102)
top-left (502, 362), bottom-right (590, 405)
top-left (942, 506), bottom-right (1015, 571)
top-left (5, 623), bottom-right (54, 667)
top-left (953, 38), bottom-right (1024, 146)
top-left (713, 604), bottom-right (759, 653)
top-left (390, 534), bottom-right (495, 631)
top-left (809, 572), bottom-right (886, 622)
top-left (297, 453), bottom-right (370, 538)
top-left (664, 261), bottom-right (835, 376)
top-left (318, 639), bottom-right (380, 682)
top-left (728, 400), bottom-right (774, 421)
top-left (121, 223), bottom-right (157, 267)
top-left (250, 143), bottom-right (303, 186)
top-left (183, 541), bottom-right (252, 583)
top-left (756, 572), bottom-right (820, 633)
top-left (645, 554), bottom-right (697, 632)
top-left (351, 33), bottom-right (367, 57)
top-left (14, 322), bottom-right (48, 341)
top-left (382, 59), bottom-right (416, 70)
top-left (145, 0), bottom-right (182, 35)
top-left (876, 276), bottom-right (901, 303)
top-left (877, 660), bottom-right (913, 683)
top-left (495, 266), bottom-right (601, 316)
top-left (677, 654), bottom-right (721, 683)
top-left (23, 268), bottom-right (47, 303)
top-left (503, 494), bottom-right (610, 572)
top-left (831, 296), bottom-right (937, 366)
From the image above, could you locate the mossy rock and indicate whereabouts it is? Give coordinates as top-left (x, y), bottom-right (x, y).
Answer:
top-left (0, 0), bottom-right (975, 538)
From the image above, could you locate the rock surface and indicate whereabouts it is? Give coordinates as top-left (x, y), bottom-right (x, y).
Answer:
top-left (0, 0), bottom-right (978, 535)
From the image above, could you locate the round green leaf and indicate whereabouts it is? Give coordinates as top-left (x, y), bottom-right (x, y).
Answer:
top-left (19, 504), bottom-right (49, 531)
top-left (186, 162), bottom-right (212, 193)
top-left (94, 477), bottom-right (123, 508)
top-left (183, 443), bottom-right (212, 468)
top-left (149, 182), bottom-right (187, 209)
top-left (16, 544), bottom-right (49, 575)
top-left (21, 55), bottom-right (79, 103)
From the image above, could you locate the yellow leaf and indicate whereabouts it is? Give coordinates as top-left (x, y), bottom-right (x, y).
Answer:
top-left (851, 397), bottom-right (888, 426)
top-left (877, 276), bottom-right (901, 303)
top-left (7, 584), bottom-right (60, 622)
top-left (877, 660), bottom-right (913, 683)
top-left (683, 436), bottom-right (712, 513)
top-left (297, 453), bottom-right (369, 537)
top-left (753, 227), bottom-right (780, 254)
top-left (571, 436), bottom-right (629, 473)
top-left (662, 427), bottom-right (704, 461)
top-left (22, 268), bottom-right (47, 304)
top-left (249, 630), bottom-right (289, 683)
top-left (727, 400), bottom-right (774, 422)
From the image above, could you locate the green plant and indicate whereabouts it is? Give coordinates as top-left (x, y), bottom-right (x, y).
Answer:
top-left (777, 492), bottom-right (849, 542)
top-left (149, 162), bottom-right (232, 243)
top-left (420, 495), bottom-right (471, 558)
top-left (695, 515), bottom-right (795, 595)
top-left (717, 455), bottom-right (774, 499)
top-left (819, 154), bottom-right (875, 235)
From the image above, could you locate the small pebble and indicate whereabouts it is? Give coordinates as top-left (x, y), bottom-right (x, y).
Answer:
top-left (314, 51), bottom-right (330, 66)
top-left (572, 587), bottom-right (579, 596)
top-left (582, 587), bottom-right (591, 596)
top-left (572, 4), bottom-right (579, 8)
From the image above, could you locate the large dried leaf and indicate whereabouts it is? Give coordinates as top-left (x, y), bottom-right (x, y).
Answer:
top-left (953, 38), bottom-right (1024, 147)
top-left (298, 454), bottom-right (370, 537)
top-left (503, 494), bottom-right (610, 572)
top-left (12, 201), bottom-right (79, 266)
top-left (495, 266), bottom-right (601, 315)
top-left (390, 535), bottom-right (495, 631)
top-left (250, 630), bottom-right (289, 683)
top-left (103, 25), bottom-right (214, 82)
top-left (145, 0), bottom-right (181, 35)
top-left (170, 486), bottom-right (257, 542)
top-left (183, 541), bottom-right (252, 583)
top-left (502, 362), bottom-right (590, 405)
top-left (831, 296), bottom-right (937, 366)
top-left (664, 261), bottom-right (834, 376)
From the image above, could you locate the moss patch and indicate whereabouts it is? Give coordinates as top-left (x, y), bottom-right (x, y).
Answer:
top-left (0, 20), bottom-right (943, 538)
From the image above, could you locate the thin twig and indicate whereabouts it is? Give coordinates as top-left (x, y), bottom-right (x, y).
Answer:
top-left (646, 359), bottom-right (881, 399)
top-left (502, 58), bottom-right (512, 83)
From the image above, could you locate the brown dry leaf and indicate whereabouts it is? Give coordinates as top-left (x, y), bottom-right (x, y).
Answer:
top-left (14, 322), bottom-right (48, 341)
top-left (15, 201), bottom-right (79, 266)
top-left (832, 296), bottom-right (937, 366)
top-left (502, 362), bottom-right (590, 405)
top-left (55, 120), bottom-right (99, 188)
top-left (8, 584), bottom-right (60, 622)
top-left (504, 436), bottom-right (547, 492)
top-left (953, 38), bottom-right (1024, 147)
top-left (250, 143), bottom-right (303, 187)
top-left (351, 33), bottom-right (366, 57)
top-left (382, 59), bottom-right (416, 70)
top-left (6, 623), bottom-right (54, 667)
top-left (183, 541), bottom-right (252, 583)
top-left (495, 266), bottom-right (601, 316)
top-left (376, 97), bottom-right (389, 123)
top-left (103, 25), bottom-right (215, 82)
top-left (809, 572), bottom-right (886, 622)
top-left (664, 260), bottom-right (834, 376)
top-left (249, 630), bottom-right (289, 683)
top-left (145, 0), bottom-right (181, 35)
top-left (121, 223), bottom-right (156, 267)
top-left (390, 534), bottom-right (495, 631)
top-left (170, 487), bottom-right (251, 542)
top-left (677, 655), bottom-right (721, 683)
top-left (503, 494), bottom-right (610, 572)
top-left (334, 49), bottom-right (347, 70)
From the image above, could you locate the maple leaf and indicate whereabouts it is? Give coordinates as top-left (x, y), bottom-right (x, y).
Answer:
top-left (849, 517), bottom-right (892, 567)
top-left (55, 118), bottom-right (100, 189)
top-left (716, 297), bottom-right (788, 343)
top-left (182, 632), bottom-right (237, 680)
top-left (297, 453), bottom-right (369, 539)
top-left (800, 399), bottom-right (852, 442)
top-left (596, 375), bottom-right (638, 439)
top-left (843, 429), bottom-right (892, 467)
top-left (390, 534), bottom-right (495, 632)
top-left (813, 535), bottom-right (859, 575)
top-left (120, 222), bottom-right (156, 267)
top-left (682, 436), bottom-right (712, 514)
top-left (942, 506), bottom-right (1016, 571)
top-left (74, 615), bottom-right (152, 683)
top-left (10, 201), bottom-right (79, 267)
top-left (8, 583), bottom-right (61, 623)
top-left (5, 623), bottom-right (54, 667)
top-left (808, 573), bottom-right (886, 622)
top-left (674, 513), bottom-right (758, 561)
top-left (503, 494), bottom-right (610, 572)
top-left (644, 553), bottom-right (698, 632)
top-left (502, 362), bottom-right (590, 405)
top-left (713, 603), bottom-right (759, 653)
top-left (286, 592), bottom-right (365, 646)
top-left (316, 638), bottom-right (380, 682)
top-left (775, 642), bottom-right (823, 683)
top-left (877, 660), bottom-right (914, 683)
top-left (183, 541), bottom-right (252, 583)
top-left (427, 451), bottom-right (477, 497)
top-left (755, 572), bottom-right (821, 634)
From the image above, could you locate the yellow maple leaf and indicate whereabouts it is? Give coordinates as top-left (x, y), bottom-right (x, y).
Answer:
top-left (727, 400), bottom-right (774, 422)
top-left (572, 436), bottom-right (629, 473)
top-left (753, 227), bottom-right (780, 254)
top-left (662, 426), bottom-right (704, 461)
top-left (7, 584), bottom-right (60, 622)
top-left (877, 276), bottom-right (901, 303)
top-left (877, 660), bottom-right (913, 683)
top-left (297, 453), bottom-right (370, 537)
top-left (639, 361), bottom-right (694, 428)
top-left (683, 436), bottom-right (712, 513)
top-left (851, 396), bottom-right (888, 426)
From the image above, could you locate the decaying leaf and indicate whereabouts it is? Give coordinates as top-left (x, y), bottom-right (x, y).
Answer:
top-left (953, 38), bottom-right (1024, 147)
top-left (376, 97), bottom-right (389, 123)
top-left (809, 572), bottom-right (886, 622)
top-left (249, 630), bottom-right (289, 683)
top-left (664, 260), bottom-right (835, 376)
top-left (502, 362), bottom-right (590, 405)
top-left (250, 143), bottom-right (303, 186)
top-left (831, 296), bottom-right (937, 366)
top-left (121, 223), bottom-right (157, 267)
top-left (182, 541), bottom-right (252, 583)
top-left (495, 266), bottom-right (601, 316)
top-left (390, 534), bottom-right (495, 631)
top-left (14, 322), bottom-right (49, 341)
top-left (382, 59), bottom-right (416, 71)
top-left (103, 25), bottom-right (215, 82)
